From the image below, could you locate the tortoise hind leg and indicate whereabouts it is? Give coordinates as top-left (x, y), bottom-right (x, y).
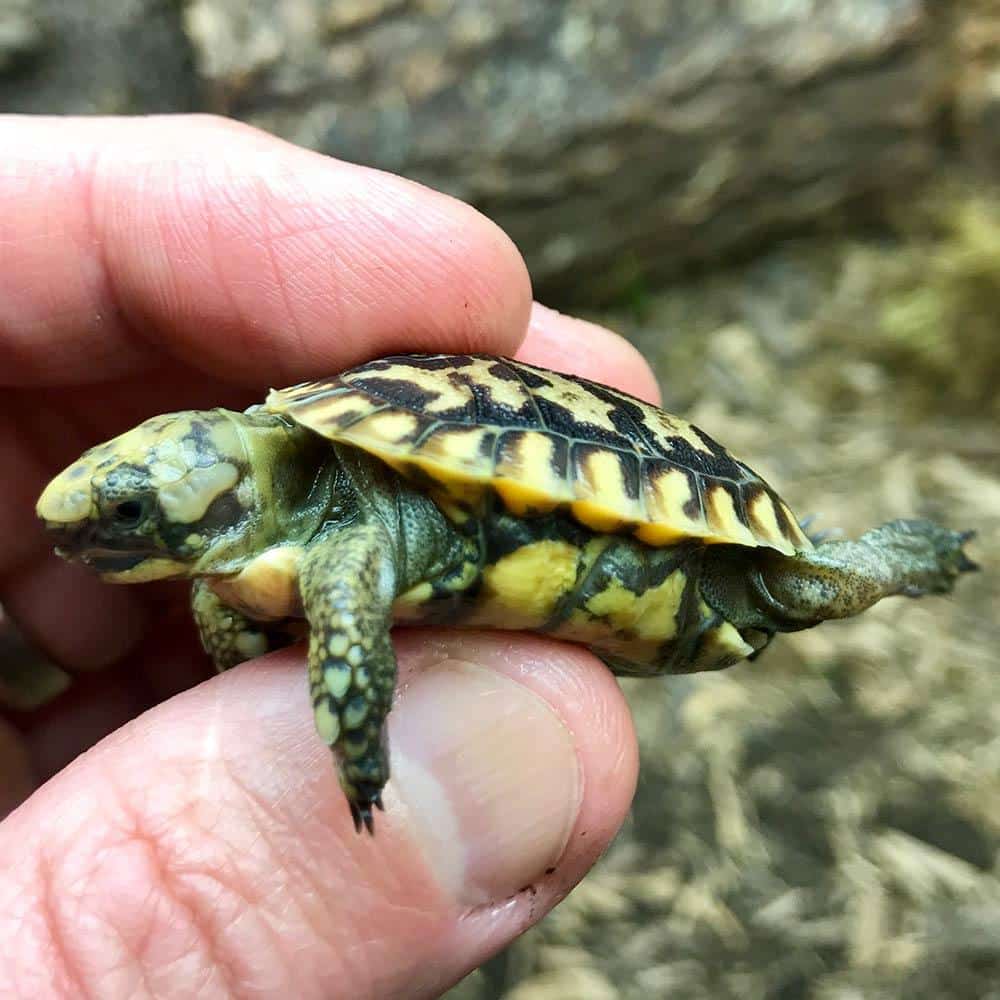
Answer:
top-left (756, 519), bottom-right (978, 626)
top-left (299, 520), bottom-right (398, 834)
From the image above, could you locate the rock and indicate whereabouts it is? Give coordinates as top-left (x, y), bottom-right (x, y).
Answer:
top-left (0, 0), bottom-right (199, 114)
top-left (5, 2), bottom-right (999, 303)
top-left (0, 0), bottom-right (45, 72)
top-left (183, 0), bottom-right (946, 301)
top-left (952, 1), bottom-right (1000, 168)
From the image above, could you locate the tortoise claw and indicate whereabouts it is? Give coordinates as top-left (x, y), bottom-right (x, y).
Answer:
top-left (350, 800), bottom-right (376, 835)
top-left (798, 514), bottom-right (837, 547)
top-left (955, 530), bottom-right (980, 573)
top-left (348, 790), bottom-right (384, 835)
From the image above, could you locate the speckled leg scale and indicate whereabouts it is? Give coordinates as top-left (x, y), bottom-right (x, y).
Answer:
top-left (299, 519), bottom-right (398, 834)
top-left (191, 579), bottom-right (271, 672)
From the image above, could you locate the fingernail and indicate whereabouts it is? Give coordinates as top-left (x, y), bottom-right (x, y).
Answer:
top-left (389, 655), bottom-right (581, 906)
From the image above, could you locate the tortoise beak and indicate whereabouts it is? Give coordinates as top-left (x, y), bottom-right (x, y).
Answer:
top-left (37, 467), bottom-right (99, 560)
top-left (40, 518), bottom-right (105, 567)
top-left (42, 518), bottom-right (90, 553)
top-left (40, 520), bottom-right (149, 574)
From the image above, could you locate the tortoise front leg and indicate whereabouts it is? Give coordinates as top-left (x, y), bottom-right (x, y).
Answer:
top-left (191, 579), bottom-right (272, 672)
top-left (299, 520), bottom-right (398, 833)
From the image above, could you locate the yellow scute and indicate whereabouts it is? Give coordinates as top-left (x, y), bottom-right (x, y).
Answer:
top-left (705, 486), bottom-right (756, 545)
top-left (495, 432), bottom-right (565, 499)
top-left (569, 500), bottom-right (625, 533)
top-left (357, 411), bottom-right (418, 444)
top-left (418, 426), bottom-right (491, 470)
top-left (393, 581), bottom-right (434, 619)
top-left (494, 477), bottom-right (560, 516)
top-left (692, 605), bottom-right (756, 668)
top-left (585, 569), bottom-right (687, 642)
top-left (481, 540), bottom-right (581, 624)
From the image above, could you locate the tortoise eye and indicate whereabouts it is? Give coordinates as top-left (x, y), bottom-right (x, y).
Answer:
top-left (111, 499), bottom-right (145, 526)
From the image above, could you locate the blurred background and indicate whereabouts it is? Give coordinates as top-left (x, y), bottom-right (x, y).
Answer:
top-left (2, 2), bottom-right (999, 996)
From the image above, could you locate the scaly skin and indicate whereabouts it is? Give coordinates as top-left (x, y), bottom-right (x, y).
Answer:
top-left (299, 520), bottom-right (398, 833)
top-left (36, 404), bottom-right (978, 833)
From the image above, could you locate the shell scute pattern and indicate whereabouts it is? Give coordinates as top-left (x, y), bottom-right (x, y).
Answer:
top-left (266, 354), bottom-right (811, 555)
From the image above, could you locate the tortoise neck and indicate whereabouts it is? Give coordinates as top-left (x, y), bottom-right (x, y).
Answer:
top-left (210, 410), bottom-right (339, 562)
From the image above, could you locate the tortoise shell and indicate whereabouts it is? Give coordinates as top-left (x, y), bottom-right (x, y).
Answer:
top-left (265, 354), bottom-right (811, 556)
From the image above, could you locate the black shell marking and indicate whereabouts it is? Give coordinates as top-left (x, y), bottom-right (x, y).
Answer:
top-left (266, 355), bottom-right (811, 554)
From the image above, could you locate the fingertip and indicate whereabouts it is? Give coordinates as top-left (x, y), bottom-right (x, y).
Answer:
top-left (518, 302), bottom-right (662, 404)
top-left (110, 131), bottom-right (535, 382)
top-left (391, 630), bottom-right (638, 906)
top-left (1, 557), bottom-right (148, 672)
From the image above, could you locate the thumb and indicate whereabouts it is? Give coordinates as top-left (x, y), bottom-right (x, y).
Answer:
top-left (0, 630), bottom-right (637, 999)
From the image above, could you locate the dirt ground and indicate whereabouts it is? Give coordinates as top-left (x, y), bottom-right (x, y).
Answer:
top-left (450, 189), bottom-right (1000, 999)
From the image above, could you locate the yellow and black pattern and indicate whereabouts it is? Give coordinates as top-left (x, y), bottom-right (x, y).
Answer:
top-left (267, 354), bottom-right (811, 555)
top-left (299, 519), bottom-right (399, 834)
top-left (37, 350), bottom-right (979, 837)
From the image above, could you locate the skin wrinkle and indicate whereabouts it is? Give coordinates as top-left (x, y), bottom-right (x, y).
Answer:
top-left (116, 710), bottom-right (385, 995)
top-left (28, 775), bottom-right (253, 999)
top-left (167, 873), bottom-right (270, 998)
top-left (334, 172), bottom-right (529, 356)
top-left (107, 888), bottom-right (159, 1000)
top-left (454, 652), bottom-right (586, 927)
top-left (248, 172), bottom-right (319, 383)
top-left (255, 826), bottom-right (361, 966)
top-left (11, 152), bottom-right (141, 384)
top-left (201, 159), bottom-right (302, 383)
top-left (121, 808), bottom-right (250, 1000)
top-left (76, 147), bottom-right (145, 379)
top-left (204, 759), bottom-right (327, 990)
top-left (169, 668), bottom-right (485, 996)
top-left (0, 861), bottom-right (45, 997)
top-left (201, 167), bottom-right (268, 384)
top-left (42, 806), bottom-right (142, 994)
top-left (247, 169), bottom-right (380, 327)
top-left (36, 849), bottom-right (93, 1000)
top-left (144, 162), bottom-right (214, 373)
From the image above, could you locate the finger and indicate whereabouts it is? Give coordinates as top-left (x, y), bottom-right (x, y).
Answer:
top-left (0, 632), bottom-right (638, 999)
top-left (16, 667), bottom-right (153, 789)
top-left (10, 617), bottom-right (211, 791)
top-left (0, 114), bottom-right (532, 386)
top-left (2, 557), bottom-right (148, 672)
top-left (518, 302), bottom-right (662, 404)
top-left (0, 719), bottom-right (33, 816)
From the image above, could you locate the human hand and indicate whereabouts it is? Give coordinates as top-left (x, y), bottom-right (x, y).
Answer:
top-left (0, 115), bottom-right (659, 998)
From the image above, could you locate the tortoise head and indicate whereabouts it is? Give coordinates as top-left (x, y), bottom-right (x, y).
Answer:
top-left (36, 410), bottom-right (257, 581)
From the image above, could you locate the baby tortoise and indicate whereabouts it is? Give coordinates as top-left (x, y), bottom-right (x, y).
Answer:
top-left (37, 354), bottom-right (977, 832)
